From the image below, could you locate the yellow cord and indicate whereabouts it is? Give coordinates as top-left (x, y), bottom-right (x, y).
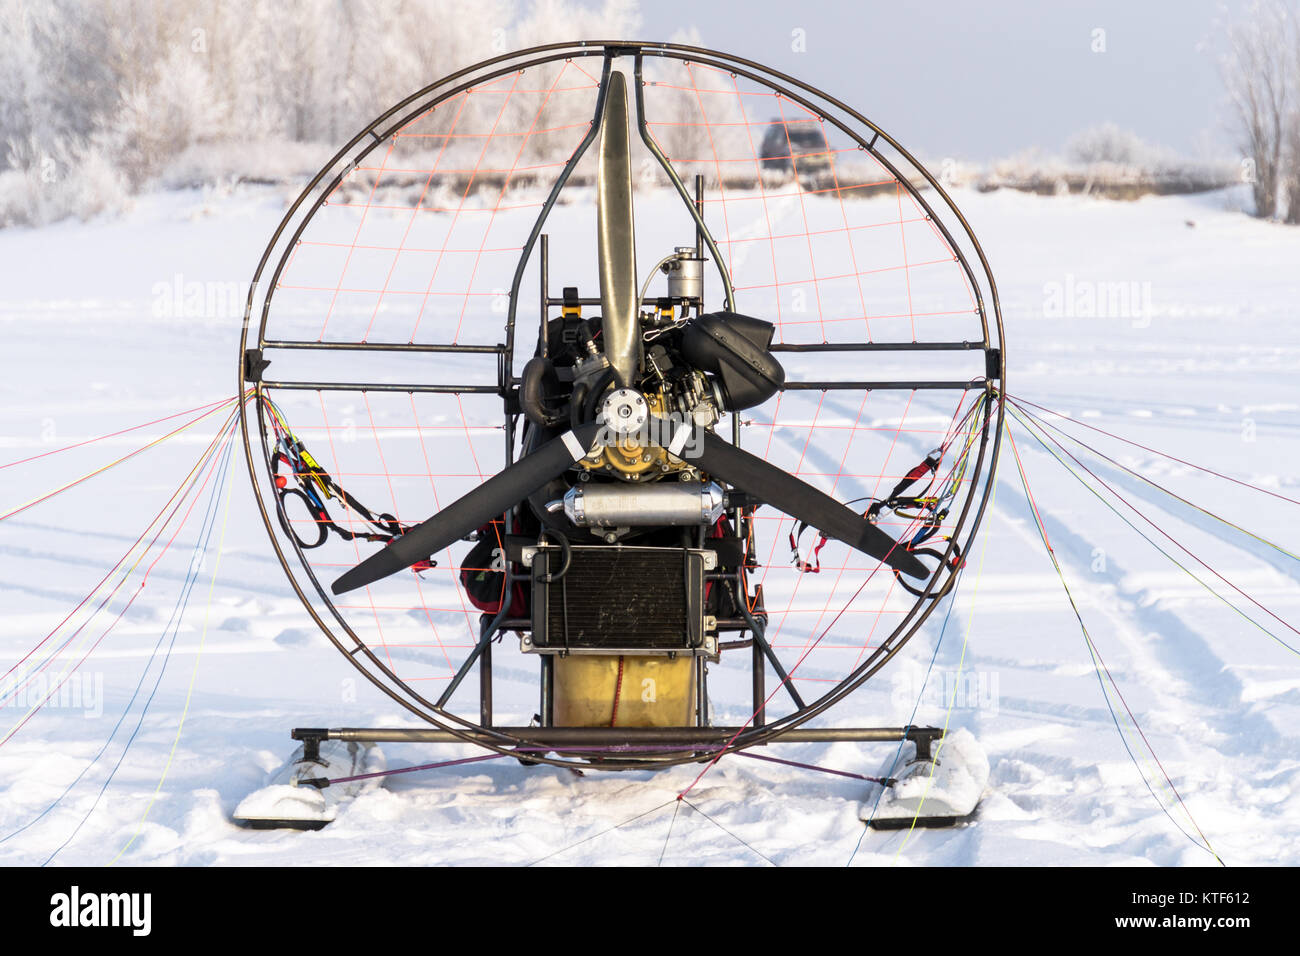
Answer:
top-left (892, 428), bottom-right (1002, 861)
top-left (109, 424), bottom-right (237, 865)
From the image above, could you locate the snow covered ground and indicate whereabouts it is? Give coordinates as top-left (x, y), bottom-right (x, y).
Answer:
top-left (0, 182), bottom-right (1297, 866)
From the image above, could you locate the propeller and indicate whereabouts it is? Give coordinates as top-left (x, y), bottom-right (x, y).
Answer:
top-left (330, 424), bottom-right (602, 595)
top-left (331, 418), bottom-right (927, 594)
top-left (330, 69), bottom-right (928, 596)
top-left (595, 69), bottom-right (641, 389)
top-left (691, 428), bottom-right (930, 580)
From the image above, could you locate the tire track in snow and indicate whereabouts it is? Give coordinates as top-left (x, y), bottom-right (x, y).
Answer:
top-left (994, 439), bottom-right (1292, 758)
top-left (808, 391), bottom-right (1296, 858)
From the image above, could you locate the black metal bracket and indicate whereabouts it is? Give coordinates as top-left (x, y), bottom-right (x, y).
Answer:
top-left (985, 347), bottom-right (1002, 382)
top-left (291, 727), bottom-right (327, 763)
top-left (906, 725), bottom-right (943, 762)
top-left (243, 348), bottom-right (270, 383)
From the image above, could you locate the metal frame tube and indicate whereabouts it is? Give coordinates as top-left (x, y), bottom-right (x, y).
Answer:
top-left (308, 725), bottom-right (940, 746)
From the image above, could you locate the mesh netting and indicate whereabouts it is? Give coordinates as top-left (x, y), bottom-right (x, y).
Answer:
top-left (245, 46), bottom-right (1000, 736)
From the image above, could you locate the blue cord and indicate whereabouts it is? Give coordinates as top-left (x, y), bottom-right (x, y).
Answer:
top-left (43, 437), bottom-right (235, 865)
top-left (0, 432), bottom-right (233, 859)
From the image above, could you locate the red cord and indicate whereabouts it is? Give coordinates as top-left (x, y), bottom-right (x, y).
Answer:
top-left (610, 655), bottom-right (625, 727)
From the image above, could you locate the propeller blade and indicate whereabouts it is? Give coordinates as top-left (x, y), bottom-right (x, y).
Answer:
top-left (331, 424), bottom-right (602, 595)
top-left (333, 415), bottom-right (929, 594)
top-left (692, 429), bottom-right (931, 579)
top-left (595, 69), bottom-right (641, 388)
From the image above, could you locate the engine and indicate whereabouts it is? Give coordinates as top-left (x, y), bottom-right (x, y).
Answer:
top-left (505, 266), bottom-right (786, 730)
top-left (519, 286), bottom-right (783, 475)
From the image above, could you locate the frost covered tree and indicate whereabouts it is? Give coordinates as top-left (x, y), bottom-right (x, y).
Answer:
top-left (0, 0), bottom-right (644, 225)
top-left (1220, 0), bottom-right (1299, 220)
top-left (1065, 123), bottom-right (1159, 167)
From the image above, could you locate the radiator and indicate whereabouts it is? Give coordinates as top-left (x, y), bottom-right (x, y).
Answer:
top-left (529, 545), bottom-right (706, 652)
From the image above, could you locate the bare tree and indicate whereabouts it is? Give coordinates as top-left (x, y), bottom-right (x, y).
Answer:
top-left (1222, 0), bottom-right (1297, 220)
top-left (1283, 10), bottom-right (1300, 222)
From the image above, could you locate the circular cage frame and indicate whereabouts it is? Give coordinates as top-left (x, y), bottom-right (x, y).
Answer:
top-left (237, 40), bottom-right (1007, 770)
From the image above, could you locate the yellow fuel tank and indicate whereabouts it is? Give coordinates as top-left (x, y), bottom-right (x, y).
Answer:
top-left (553, 654), bottom-right (697, 727)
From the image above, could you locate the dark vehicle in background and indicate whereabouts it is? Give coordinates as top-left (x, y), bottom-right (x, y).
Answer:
top-left (759, 118), bottom-right (831, 185)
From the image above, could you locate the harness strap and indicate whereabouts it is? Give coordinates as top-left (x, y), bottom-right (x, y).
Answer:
top-left (789, 448), bottom-right (947, 574)
top-left (272, 438), bottom-right (429, 563)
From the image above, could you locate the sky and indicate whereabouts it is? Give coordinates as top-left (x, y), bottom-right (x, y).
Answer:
top-left (634, 0), bottom-right (1253, 161)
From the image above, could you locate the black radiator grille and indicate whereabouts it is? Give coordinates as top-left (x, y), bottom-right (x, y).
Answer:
top-left (531, 546), bottom-right (704, 651)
